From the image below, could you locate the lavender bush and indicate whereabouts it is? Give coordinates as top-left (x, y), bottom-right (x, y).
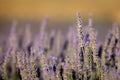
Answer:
top-left (0, 13), bottom-right (120, 80)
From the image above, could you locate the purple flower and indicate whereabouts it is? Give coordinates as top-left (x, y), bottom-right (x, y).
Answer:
top-left (40, 50), bottom-right (44, 54)
top-left (87, 66), bottom-right (90, 70)
top-left (104, 66), bottom-right (107, 72)
top-left (93, 52), bottom-right (97, 55)
top-left (51, 56), bottom-right (57, 60)
top-left (117, 71), bottom-right (120, 76)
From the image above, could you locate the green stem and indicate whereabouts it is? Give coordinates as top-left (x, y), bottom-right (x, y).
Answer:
top-left (89, 48), bottom-right (93, 73)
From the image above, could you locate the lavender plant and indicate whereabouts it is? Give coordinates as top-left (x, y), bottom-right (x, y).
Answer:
top-left (0, 13), bottom-right (120, 80)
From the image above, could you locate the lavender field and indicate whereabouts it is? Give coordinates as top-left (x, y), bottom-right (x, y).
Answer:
top-left (0, 12), bottom-right (120, 80)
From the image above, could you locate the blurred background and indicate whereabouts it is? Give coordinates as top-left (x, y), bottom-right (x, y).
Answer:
top-left (0, 0), bottom-right (120, 41)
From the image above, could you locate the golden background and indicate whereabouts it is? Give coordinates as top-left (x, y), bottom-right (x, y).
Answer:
top-left (0, 0), bottom-right (120, 40)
